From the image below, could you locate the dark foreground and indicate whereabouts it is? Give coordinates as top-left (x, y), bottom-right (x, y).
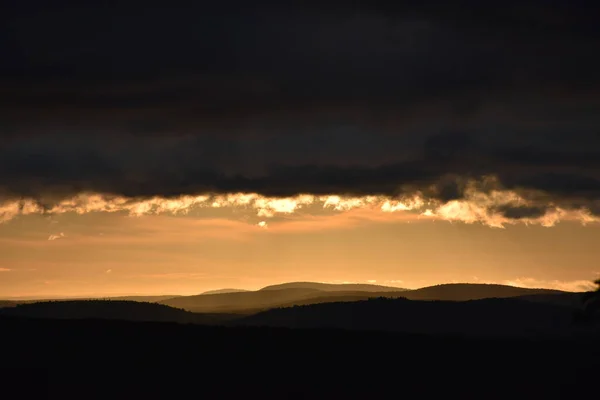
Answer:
top-left (1, 316), bottom-right (599, 399)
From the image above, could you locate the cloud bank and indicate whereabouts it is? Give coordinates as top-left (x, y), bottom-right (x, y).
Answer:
top-left (1, 182), bottom-right (598, 228)
top-left (1, 1), bottom-right (599, 226)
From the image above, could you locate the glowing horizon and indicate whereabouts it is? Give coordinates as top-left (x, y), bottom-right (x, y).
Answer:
top-left (3, 177), bottom-right (599, 229)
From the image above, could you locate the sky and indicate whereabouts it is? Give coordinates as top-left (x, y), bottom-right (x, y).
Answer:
top-left (1, 1), bottom-right (600, 297)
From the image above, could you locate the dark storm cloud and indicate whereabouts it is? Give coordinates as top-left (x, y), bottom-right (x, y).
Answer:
top-left (1, 1), bottom-right (600, 213)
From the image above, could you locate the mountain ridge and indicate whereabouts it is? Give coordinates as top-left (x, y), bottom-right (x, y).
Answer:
top-left (158, 283), bottom-right (568, 313)
top-left (259, 281), bottom-right (406, 292)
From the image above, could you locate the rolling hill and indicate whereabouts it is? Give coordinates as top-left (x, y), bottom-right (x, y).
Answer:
top-left (0, 300), bottom-right (206, 324)
top-left (399, 283), bottom-right (564, 301)
top-left (259, 281), bottom-right (406, 292)
top-left (1, 283), bottom-right (580, 315)
top-left (159, 288), bottom-right (325, 313)
top-left (234, 297), bottom-right (584, 336)
top-left (0, 288), bottom-right (593, 335)
top-left (158, 283), bottom-right (569, 313)
top-left (0, 295), bottom-right (182, 307)
top-left (94, 295), bottom-right (183, 302)
top-left (201, 288), bottom-right (250, 295)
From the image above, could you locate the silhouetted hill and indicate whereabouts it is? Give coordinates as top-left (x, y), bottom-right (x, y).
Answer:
top-left (157, 283), bottom-right (570, 313)
top-left (0, 300), bottom-right (207, 324)
top-left (400, 283), bottom-right (564, 301)
top-left (159, 288), bottom-right (324, 312)
top-left (220, 288), bottom-right (580, 315)
top-left (259, 281), bottom-right (406, 292)
top-left (94, 295), bottom-right (183, 302)
top-left (201, 288), bottom-right (250, 295)
top-left (0, 295), bottom-right (181, 306)
top-left (3, 283), bottom-right (574, 316)
top-left (263, 284), bottom-right (564, 309)
top-left (235, 297), bottom-right (588, 336)
top-left (2, 316), bottom-right (599, 399)
top-left (265, 291), bottom-right (408, 309)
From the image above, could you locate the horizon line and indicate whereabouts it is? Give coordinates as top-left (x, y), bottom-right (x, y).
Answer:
top-left (0, 280), bottom-right (584, 300)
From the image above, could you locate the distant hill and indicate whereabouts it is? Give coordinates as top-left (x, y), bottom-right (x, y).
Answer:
top-left (400, 284), bottom-right (564, 301)
top-left (201, 289), bottom-right (250, 295)
top-left (224, 286), bottom-right (577, 314)
top-left (0, 295), bottom-right (181, 306)
top-left (266, 291), bottom-right (408, 310)
top-left (3, 283), bottom-right (574, 315)
top-left (0, 300), bottom-right (206, 324)
top-left (159, 288), bottom-right (325, 313)
top-left (235, 297), bottom-right (581, 336)
top-left (259, 282), bottom-right (406, 292)
top-left (93, 295), bottom-right (183, 302)
top-left (157, 283), bottom-right (570, 313)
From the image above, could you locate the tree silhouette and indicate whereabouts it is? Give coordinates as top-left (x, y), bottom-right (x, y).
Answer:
top-left (578, 279), bottom-right (600, 325)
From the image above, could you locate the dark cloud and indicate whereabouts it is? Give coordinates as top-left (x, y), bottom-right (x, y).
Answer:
top-left (1, 1), bottom-right (600, 214)
top-left (496, 205), bottom-right (549, 220)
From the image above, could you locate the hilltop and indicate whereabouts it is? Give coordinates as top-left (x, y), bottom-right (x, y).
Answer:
top-left (1, 283), bottom-right (581, 316)
top-left (157, 283), bottom-right (569, 313)
top-left (159, 288), bottom-right (322, 313)
top-left (235, 296), bottom-right (587, 336)
top-left (0, 300), bottom-right (205, 324)
top-left (259, 282), bottom-right (406, 292)
top-left (0, 295), bottom-right (181, 307)
top-left (200, 288), bottom-right (250, 295)
top-left (400, 283), bottom-right (564, 301)
top-left (0, 286), bottom-right (596, 337)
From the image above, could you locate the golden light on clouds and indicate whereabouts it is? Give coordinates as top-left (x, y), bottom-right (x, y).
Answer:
top-left (1, 179), bottom-right (599, 229)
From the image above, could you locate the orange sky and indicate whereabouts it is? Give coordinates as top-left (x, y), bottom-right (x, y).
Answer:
top-left (1, 193), bottom-right (599, 298)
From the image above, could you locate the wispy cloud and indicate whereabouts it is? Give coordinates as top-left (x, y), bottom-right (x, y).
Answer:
top-left (0, 267), bottom-right (11, 272)
top-left (501, 277), bottom-right (597, 292)
top-left (48, 232), bottom-right (65, 241)
top-left (386, 280), bottom-right (404, 285)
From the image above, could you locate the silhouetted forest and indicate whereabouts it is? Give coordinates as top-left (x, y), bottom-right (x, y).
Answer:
top-left (1, 283), bottom-right (599, 399)
top-left (1, 315), bottom-right (599, 399)
top-left (2, 292), bottom-right (598, 338)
